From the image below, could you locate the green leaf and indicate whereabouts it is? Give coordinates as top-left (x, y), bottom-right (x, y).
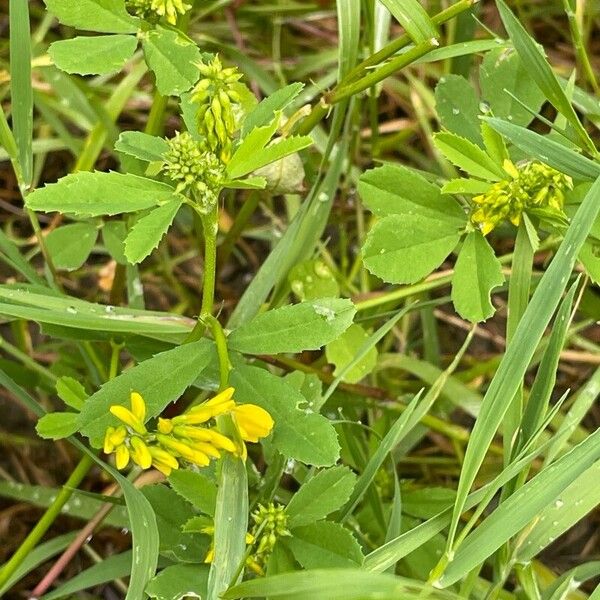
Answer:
top-left (376, 0), bottom-right (438, 43)
top-left (496, 0), bottom-right (595, 154)
top-left (435, 75), bottom-right (482, 145)
top-left (115, 131), bottom-right (170, 163)
top-left (359, 164), bottom-right (466, 224)
top-left (286, 466), bottom-right (356, 528)
top-left (479, 47), bottom-right (546, 128)
top-left (227, 116), bottom-right (312, 180)
top-left (228, 298), bottom-right (356, 355)
top-left (325, 324), bottom-right (378, 384)
top-left (223, 569), bottom-right (458, 600)
top-left (43, 0), bottom-right (140, 34)
top-left (35, 412), bottom-right (78, 440)
top-left (124, 198), bottom-right (182, 264)
top-left (56, 376), bottom-right (88, 410)
top-left (363, 214), bottom-right (462, 284)
top-left (485, 117), bottom-right (600, 181)
top-left (168, 470), bottom-right (217, 517)
top-left (451, 231), bottom-right (504, 322)
top-left (146, 564), bottom-right (209, 600)
top-left (242, 83), bottom-right (304, 138)
top-left (78, 339), bottom-right (213, 446)
top-left (579, 239), bottom-right (600, 284)
top-left (141, 26), bottom-right (201, 96)
top-left (230, 365), bottom-right (340, 466)
top-left (288, 259), bottom-right (340, 301)
top-left (26, 172), bottom-right (176, 216)
top-left (285, 521), bottom-right (363, 569)
top-left (433, 132), bottom-right (506, 180)
top-left (49, 34), bottom-right (138, 75)
top-left (102, 220), bottom-right (128, 264)
top-left (46, 222), bottom-right (98, 271)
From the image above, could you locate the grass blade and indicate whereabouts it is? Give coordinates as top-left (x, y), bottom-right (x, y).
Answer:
top-left (496, 0), bottom-right (595, 155)
top-left (485, 117), bottom-right (600, 180)
top-left (9, 0), bottom-right (33, 187)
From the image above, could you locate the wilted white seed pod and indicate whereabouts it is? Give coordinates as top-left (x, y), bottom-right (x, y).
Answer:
top-left (253, 149), bottom-right (305, 194)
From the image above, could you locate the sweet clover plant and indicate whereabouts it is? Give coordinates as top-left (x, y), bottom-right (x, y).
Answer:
top-left (0, 0), bottom-right (599, 599)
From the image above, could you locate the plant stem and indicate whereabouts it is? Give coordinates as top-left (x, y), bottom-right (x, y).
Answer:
top-left (0, 454), bottom-right (94, 589)
top-left (200, 204), bottom-right (219, 319)
top-left (206, 315), bottom-right (231, 391)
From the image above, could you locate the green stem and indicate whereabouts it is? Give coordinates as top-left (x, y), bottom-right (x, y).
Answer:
top-left (206, 315), bottom-right (231, 391)
top-left (145, 92), bottom-right (169, 136)
top-left (0, 454), bottom-right (94, 589)
top-left (200, 204), bottom-right (219, 319)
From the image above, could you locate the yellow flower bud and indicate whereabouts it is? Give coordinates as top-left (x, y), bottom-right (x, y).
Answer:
top-left (158, 417), bottom-right (174, 434)
top-left (103, 425), bottom-right (127, 454)
top-left (149, 446), bottom-right (179, 470)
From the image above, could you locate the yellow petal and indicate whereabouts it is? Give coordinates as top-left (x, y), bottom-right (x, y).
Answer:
top-left (104, 427), bottom-right (116, 454)
top-left (149, 446), bottom-right (179, 469)
top-left (130, 392), bottom-right (146, 422)
top-left (233, 404), bottom-right (274, 443)
top-left (115, 445), bottom-right (130, 470)
top-left (189, 441), bottom-right (221, 459)
top-left (204, 546), bottom-right (215, 564)
top-left (188, 450), bottom-right (210, 467)
top-left (110, 405), bottom-right (147, 435)
top-left (204, 387), bottom-right (235, 408)
top-left (130, 437), bottom-right (152, 469)
top-left (152, 460), bottom-right (173, 476)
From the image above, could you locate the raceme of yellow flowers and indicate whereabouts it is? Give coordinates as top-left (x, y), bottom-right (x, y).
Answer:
top-left (103, 387), bottom-right (274, 475)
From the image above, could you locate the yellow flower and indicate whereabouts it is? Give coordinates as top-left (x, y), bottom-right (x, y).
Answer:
top-left (148, 446), bottom-right (179, 476)
top-left (110, 391), bottom-right (147, 435)
top-left (172, 425), bottom-right (237, 453)
top-left (233, 404), bottom-right (274, 443)
top-left (115, 444), bottom-right (130, 470)
top-left (103, 425), bottom-right (127, 454)
top-left (172, 387), bottom-right (235, 425)
top-left (130, 436), bottom-right (152, 469)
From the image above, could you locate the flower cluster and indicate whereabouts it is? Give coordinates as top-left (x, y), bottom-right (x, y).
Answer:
top-left (103, 388), bottom-right (273, 476)
top-left (250, 503), bottom-right (290, 567)
top-left (203, 502), bottom-right (290, 575)
top-left (191, 55), bottom-right (243, 161)
top-left (160, 131), bottom-right (225, 213)
top-left (471, 160), bottom-right (572, 235)
top-left (126, 0), bottom-right (190, 24)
